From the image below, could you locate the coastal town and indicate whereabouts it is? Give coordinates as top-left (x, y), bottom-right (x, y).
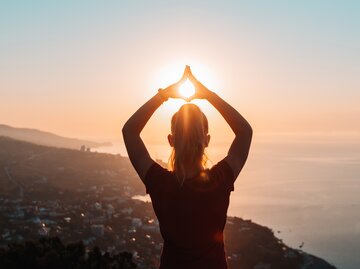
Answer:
top-left (0, 136), bottom-right (164, 268)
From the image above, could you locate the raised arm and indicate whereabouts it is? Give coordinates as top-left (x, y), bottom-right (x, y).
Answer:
top-left (188, 68), bottom-right (253, 179)
top-left (122, 67), bottom-right (189, 182)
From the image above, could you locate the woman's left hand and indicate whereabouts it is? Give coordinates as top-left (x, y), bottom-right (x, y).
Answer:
top-left (159, 66), bottom-right (190, 100)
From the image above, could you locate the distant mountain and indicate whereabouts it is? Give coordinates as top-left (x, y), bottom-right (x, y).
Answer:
top-left (0, 124), bottom-right (111, 150)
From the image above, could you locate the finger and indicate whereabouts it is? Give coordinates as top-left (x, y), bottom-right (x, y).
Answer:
top-left (183, 95), bottom-right (191, 102)
top-left (185, 65), bottom-right (190, 76)
top-left (187, 66), bottom-right (193, 76)
top-left (180, 66), bottom-right (189, 81)
top-left (188, 75), bottom-right (198, 85)
top-left (186, 94), bottom-right (196, 102)
top-left (187, 67), bottom-right (198, 82)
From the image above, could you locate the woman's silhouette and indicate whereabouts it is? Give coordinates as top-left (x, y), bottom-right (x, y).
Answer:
top-left (122, 66), bottom-right (252, 269)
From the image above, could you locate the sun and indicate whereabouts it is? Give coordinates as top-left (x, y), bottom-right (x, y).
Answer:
top-left (179, 79), bottom-right (195, 98)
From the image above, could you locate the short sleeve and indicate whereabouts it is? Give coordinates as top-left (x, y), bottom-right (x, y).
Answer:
top-left (144, 161), bottom-right (170, 194)
top-left (210, 159), bottom-right (236, 192)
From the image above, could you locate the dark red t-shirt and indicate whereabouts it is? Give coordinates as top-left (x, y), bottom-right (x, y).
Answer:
top-left (144, 159), bottom-right (235, 269)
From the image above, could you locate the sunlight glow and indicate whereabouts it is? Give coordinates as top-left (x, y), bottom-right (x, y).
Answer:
top-left (151, 60), bottom-right (222, 114)
top-left (179, 79), bottom-right (195, 98)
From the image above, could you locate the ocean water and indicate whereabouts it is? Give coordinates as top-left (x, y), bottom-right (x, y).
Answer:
top-left (96, 134), bottom-right (360, 268)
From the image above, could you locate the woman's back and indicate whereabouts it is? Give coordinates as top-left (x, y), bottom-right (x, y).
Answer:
top-left (145, 159), bottom-right (235, 269)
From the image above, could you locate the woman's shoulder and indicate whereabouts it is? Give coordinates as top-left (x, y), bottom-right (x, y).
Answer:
top-left (210, 159), bottom-right (234, 176)
top-left (145, 161), bottom-right (173, 179)
top-left (144, 161), bottom-right (174, 194)
top-left (208, 158), bottom-right (236, 192)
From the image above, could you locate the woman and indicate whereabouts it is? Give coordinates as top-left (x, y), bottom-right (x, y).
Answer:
top-left (122, 66), bottom-right (252, 269)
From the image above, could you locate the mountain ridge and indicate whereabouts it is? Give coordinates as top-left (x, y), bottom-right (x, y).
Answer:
top-left (0, 124), bottom-right (111, 150)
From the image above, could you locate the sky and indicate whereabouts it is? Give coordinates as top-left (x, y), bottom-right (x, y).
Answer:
top-left (1, 0), bottom-right (359, 143)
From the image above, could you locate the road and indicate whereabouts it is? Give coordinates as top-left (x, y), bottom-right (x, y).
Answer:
top-left (3, 166), bottom-right (24, 197)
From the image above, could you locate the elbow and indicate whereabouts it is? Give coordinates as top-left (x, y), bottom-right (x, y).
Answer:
top-left (235, 123), bottom-right (253, 139)
top-left (247, 124), bottom-right (253, 137)
top-left (122, 122), bottom-right (131, 137)
top-left (244, 126), bottom-right (253, 141)
top-left (122, 122), bottom-right (139, 137)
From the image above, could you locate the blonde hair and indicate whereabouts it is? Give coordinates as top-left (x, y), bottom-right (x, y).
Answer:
top-left (168, 104), bottom-right (209, 185)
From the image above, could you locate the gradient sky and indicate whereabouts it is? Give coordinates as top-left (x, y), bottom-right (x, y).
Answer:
top-left (1, 0), bottom-right (359, 142)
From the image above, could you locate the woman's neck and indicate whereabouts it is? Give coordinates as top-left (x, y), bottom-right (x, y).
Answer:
top-left (184, 163), bottom-right (204, 179)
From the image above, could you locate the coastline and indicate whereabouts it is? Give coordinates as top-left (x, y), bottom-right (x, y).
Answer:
top-left (96, 137), bottom-right (360, 268)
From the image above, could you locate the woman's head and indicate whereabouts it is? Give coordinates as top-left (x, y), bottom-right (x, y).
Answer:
top-left (168, 103), bottom-right (210, 184)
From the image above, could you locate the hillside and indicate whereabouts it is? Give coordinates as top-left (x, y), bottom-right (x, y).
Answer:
top-left (0, 136), bottom-right (336, 269)
top-left (0, 124), bottom-right (111, 150)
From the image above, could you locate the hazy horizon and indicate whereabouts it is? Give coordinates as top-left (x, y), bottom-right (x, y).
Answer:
top-left (2, 121), bottom-right (360, 143)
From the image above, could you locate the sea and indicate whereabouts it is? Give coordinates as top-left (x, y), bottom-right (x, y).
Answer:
top-left (95, 133), bottom-right (360, 269)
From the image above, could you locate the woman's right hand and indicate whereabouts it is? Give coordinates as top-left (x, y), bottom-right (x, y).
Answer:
top-left (187, 66), bottom-right (213, 100)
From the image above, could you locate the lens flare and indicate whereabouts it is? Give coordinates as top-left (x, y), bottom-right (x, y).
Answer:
top-left (179, 79), bottom-right (195, 98)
